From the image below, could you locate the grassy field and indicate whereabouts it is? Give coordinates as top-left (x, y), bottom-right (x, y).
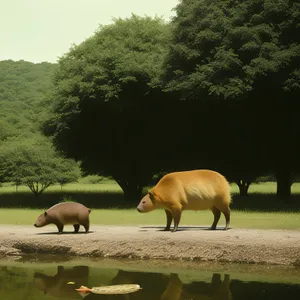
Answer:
top-left (0, 180), bottom-right (123, 193)
top-left (0, 181), bottom-right (299, 229)
top-left (0, 208), bottom-right (299, 230)
top-left (2, 180), bottom-right (300, 194)
top-left (1, 181), bottom-right (300, 211)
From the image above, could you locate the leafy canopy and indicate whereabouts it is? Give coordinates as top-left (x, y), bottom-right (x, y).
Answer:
top-left (0, 136), bottom-right (81, 195)
top-left (165, 0), bottom-right (300, 99)
top-left (52, 14), bottom-right (171, 113)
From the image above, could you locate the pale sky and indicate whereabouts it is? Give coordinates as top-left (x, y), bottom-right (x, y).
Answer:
top-left (0, 0), bottom-right (179, 63)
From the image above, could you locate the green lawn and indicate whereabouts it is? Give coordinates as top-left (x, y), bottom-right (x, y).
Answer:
top-left (0, 180), bottom-right (123, 193)
top-left (0, 181), bottom-right (299, 230)
top-left (1, 208), bottom-right (299, 230)
top-left (1, 180), bottom-right (300, 194)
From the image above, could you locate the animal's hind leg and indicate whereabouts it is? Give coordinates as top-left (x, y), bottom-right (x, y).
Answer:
top-left (222, 208), bottom-right (230, 230)
top-left (82, 222), bottom-right (90, 233)
top-left (210, 206), bottom-right (221, 230)
top-left (171, 208), bottom-right (182, 232)
top-left (164, 209), bottom-right (173, 231)
top-left (73, 224), bottom-right (80, 233)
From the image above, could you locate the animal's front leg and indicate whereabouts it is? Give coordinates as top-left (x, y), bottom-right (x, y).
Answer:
top-left (164, 209), bottom-right (173, 231)
top-left (56, 223), bottom-right (64, 234)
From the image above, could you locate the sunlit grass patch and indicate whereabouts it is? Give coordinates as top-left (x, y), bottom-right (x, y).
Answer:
top-left (0, 208), bottom-right (299, 230)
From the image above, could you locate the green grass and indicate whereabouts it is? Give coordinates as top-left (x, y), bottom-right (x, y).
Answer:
top-left (0, 180), bottom-right (123, 193)
top-left (1, 208), bottom-right (299, 230)
top-left (0, 181), bottom-right (299, 230)
top-left (2, 180), bottom-right (300, 195)
top-left (2, 181), bottom-right (300, 211)
top-left (231, 181), bottom-right (300, 194)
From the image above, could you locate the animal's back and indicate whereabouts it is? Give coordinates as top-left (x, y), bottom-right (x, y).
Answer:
top-left (47, 202), bottom-right (90, 224)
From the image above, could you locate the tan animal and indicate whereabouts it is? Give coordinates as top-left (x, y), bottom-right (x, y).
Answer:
top-left (34, 202), bottom-right (91, 233)
top-left (137, 170), bottom-right (231, 232)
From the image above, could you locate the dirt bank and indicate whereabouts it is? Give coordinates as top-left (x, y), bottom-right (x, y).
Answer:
top-left (0, 225), bottom-right (299, 266)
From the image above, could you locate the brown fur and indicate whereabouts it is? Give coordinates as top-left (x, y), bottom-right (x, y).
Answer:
top-left (34, 202), bottom-right (91, 233)
top-left (137, 169), bottom-right (231, 232)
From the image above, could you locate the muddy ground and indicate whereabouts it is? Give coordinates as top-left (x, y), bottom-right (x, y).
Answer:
top-left (0, 225), bottom-right (299, 266)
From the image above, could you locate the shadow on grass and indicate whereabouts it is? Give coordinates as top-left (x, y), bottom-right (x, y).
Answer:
top-left (0, 191), bottom-right (299, 212)
top-left (0, 191), bottom-right (128, 209)
top-left (231, 193), bottom-right (300, 212)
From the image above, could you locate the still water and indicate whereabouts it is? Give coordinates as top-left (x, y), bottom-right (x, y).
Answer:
top-left (0, 255), bottom-right (299, 300)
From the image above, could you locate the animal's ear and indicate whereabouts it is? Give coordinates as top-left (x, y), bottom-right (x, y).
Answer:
top-left (148, 191), bottom-right (155, 202)
top-left (44, 211), bottom-right (47, 216)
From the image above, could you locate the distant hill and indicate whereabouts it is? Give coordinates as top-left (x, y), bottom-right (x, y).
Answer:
top-left (0, 60), bottom-right (57, 140)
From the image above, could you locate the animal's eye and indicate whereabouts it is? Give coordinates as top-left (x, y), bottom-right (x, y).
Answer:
top-left (142, 201), bottom-right (146, 204)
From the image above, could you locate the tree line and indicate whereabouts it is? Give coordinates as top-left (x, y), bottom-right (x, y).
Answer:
top-left (43, 0), bottom-right (300, 201)
top-left (1, 0), bottom-right (300, 202)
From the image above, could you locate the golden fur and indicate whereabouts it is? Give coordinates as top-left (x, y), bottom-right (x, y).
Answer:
top-left (137, 169), bottom-right (231, 232)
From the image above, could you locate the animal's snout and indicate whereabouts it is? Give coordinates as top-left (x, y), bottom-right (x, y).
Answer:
top-left (34, 224), bottom-right (37, 227)
top-left (137, 207), bottom-right (141, 213)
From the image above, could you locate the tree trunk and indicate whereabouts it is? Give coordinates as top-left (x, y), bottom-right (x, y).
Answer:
top-left (115, 178), bottom-right (143, 202)
top-left (276, 167), bottom-right (291, 198)
top-left (26, 182), bottom-right (40, 197)
top-left (123, 185), bottom-right (143, 203)
top-left (235, 180), bottom-right (251, 196)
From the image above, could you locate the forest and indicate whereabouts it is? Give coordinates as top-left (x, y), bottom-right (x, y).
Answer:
top-left (1, 0), bottom-right (300, 203)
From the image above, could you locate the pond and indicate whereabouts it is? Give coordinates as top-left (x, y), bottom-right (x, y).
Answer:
top-left (0, 255), bottom-right (299, 300)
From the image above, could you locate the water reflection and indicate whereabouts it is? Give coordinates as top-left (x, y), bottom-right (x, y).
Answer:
top-left (0, 261), bottom-right (299, 300)
top-left (109, 270), bottom-right (231, 300)
top-left (34, 266), bottom-right (89, 299)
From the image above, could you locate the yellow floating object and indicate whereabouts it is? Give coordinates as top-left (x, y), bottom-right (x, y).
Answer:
top-left (67, 281), bottom-right (75, 284)
top-left (76, 284), bottom-right (142, 295)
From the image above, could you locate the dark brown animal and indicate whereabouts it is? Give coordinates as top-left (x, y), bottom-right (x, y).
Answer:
top-left (137, 169), bottom-right (231, 232)
top-left (34, 202), bottom-right (91, 233)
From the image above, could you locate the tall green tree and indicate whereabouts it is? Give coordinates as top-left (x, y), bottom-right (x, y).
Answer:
top-left (164, 0), bottom-right (300, 197)
top-left (44, 15), bottom-right (171, 201)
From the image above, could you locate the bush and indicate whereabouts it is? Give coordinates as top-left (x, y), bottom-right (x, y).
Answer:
top-left (60, 195), bottom-right (76, 203)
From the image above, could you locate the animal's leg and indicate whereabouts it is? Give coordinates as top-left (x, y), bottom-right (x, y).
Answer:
top-left (210, 206), bottom-right (221, 230)
top-left (73, 224), bottom-right (80, 233)
top-left (171, 208), bottom-right (182, 232)
top-left (210, 273), bottom-right (222, 292)
top-left (222, 208), bottom-right (230, 230)
top-left (56, 223), bottom-right (64, 234)
top-left (164, 209), bottom-right (173, 231)
top-left (83, 222), bottom-right (90, 233)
